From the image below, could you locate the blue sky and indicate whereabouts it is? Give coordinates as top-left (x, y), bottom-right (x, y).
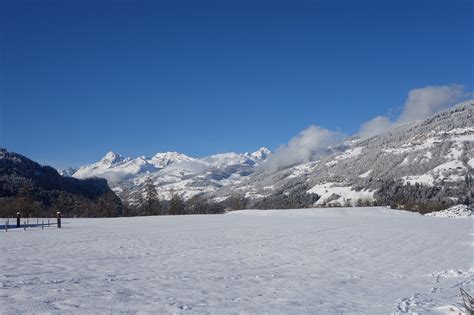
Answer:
top-left (1, 0), bottom-right (472, 167)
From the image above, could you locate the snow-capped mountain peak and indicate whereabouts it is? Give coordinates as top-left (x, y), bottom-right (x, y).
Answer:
top-left (100, 151), bottom-right (126, 166)
top-left (249, 147), bottom-right (271, 162)
top-left (65, 147), bottom-right (272, 201)
top-left (151, 152), bottom-right (194, 168)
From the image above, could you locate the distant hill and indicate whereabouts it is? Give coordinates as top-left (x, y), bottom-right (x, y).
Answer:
top-left (0, 149), bottom-right (123, 217)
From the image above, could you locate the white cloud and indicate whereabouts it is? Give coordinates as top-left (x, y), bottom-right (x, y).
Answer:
top-left (357, 115), bottom-right (392, 139)
top-left (264, 84), bottom-right (468, 172)
top-left (357, 84), bottom-right (466, 139)
top-left (397, 85), bottom-right (464, 123)
top-left (262, 125), bottom-right (342, 171)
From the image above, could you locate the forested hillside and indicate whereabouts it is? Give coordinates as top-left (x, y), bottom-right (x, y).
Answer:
top-left (0, 149), bottom-right (123, 217)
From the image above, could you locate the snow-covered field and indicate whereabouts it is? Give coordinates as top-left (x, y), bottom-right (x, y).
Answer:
top-left (1, 207), bottom-right (472, 314)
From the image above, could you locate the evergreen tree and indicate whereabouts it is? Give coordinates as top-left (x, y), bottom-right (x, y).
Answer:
top-left (169, 192), bottom-right (185, 215)
top-left (142, 177), bottom-right (161, 215)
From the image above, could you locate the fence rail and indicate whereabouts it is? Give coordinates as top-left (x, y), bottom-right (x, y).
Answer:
top-left (1, 212), bottom-right (62, 232)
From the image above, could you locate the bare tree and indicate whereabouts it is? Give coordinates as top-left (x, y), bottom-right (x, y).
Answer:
top-left (460, 288), bottom-right (473, 315)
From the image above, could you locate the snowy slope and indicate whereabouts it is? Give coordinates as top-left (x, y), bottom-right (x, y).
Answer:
top-left (1, 207), bottom-right (472, 314)
top-left (215, 101), bottom-right (473, 208)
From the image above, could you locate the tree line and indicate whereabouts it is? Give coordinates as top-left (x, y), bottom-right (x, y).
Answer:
top-left (121, 177), bottom-right (226, 216)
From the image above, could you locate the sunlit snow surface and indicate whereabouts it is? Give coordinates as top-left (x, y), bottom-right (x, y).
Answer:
top-left (1, 207), bottom-right (472, 314)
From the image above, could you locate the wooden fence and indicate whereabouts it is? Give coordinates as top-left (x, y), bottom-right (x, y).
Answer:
top-left (1, 212), bottom-right (62, 232)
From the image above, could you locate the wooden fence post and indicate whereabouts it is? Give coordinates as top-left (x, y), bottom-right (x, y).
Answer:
top-left (5, 219), bottom-right (8, 232)
top-left (57, 212), bottom-right (61, 228)
top-left (16, 212), bottom-right (20, 228)
top-left (23, 221), bottom-right (26, 231)
top-left (42, 220), bottom-right (44, 230)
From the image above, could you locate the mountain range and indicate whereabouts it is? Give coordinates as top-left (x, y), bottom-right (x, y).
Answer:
top-left (60, 100), bottom-right (473, 211)
top-left (60, 148), bottom-right (271, 203)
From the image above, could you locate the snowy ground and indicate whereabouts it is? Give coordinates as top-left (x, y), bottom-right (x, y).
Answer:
top-left (425, 205), bottom-right (473, 219)
top-left (1, 207), bottom-right (472, 314)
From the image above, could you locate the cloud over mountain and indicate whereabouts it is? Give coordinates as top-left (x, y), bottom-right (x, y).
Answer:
top-left (358, 116), bottom-right (393, 139)
top-left (397, 85), bottom-right (464, 123)
top-left (262, 125), bottom-right (342, 171)
top-left (358, 84), bottom-right (467, 139)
